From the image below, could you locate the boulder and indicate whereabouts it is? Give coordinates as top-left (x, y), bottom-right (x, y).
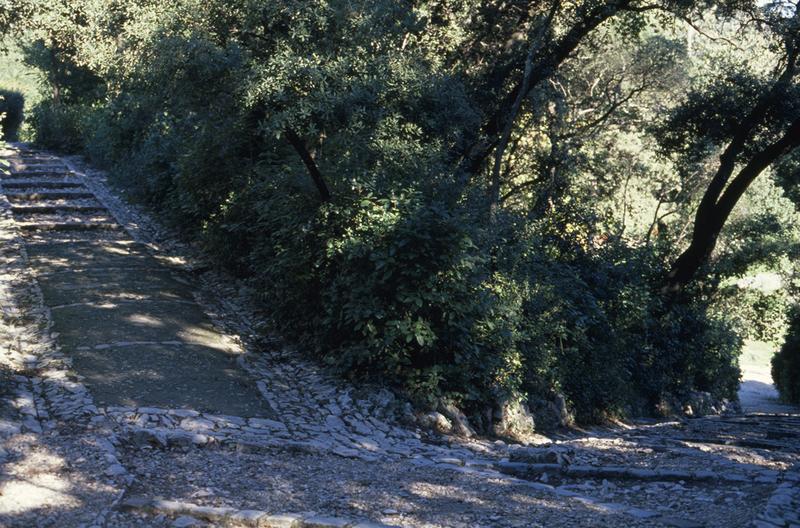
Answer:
top-left (438, 400), bottom-right (476, 438)
top-left (417, 411), bottom-right (452, 434)
top-left (492, 398), bottom-right (537, 443)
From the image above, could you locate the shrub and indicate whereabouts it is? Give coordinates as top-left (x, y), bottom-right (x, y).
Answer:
top-left (29, 99), bottom-right (87, 152)
top-left (204, 186), bottom-right (742, 422)
top-left (772, 306), bottom-right (800, 403)
top-left (718, 286), bottom-right (789, 345)
top-left (509, 242), bottom-right (741, 422)
top-left (219, 188), bottom-right (507, 407)
top-left (0, 89), bottom-right (24, 141)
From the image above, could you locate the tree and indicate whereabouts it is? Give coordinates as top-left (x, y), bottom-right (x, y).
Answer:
top-left (663, 3), bottom-right (800, 292)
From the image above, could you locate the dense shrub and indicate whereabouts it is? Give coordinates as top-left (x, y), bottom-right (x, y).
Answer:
top-left (29, 99), bottom-right (87, 152)
top-left (507, 242), bottom-right (741, 421)
top-left (772, 307), bottom-right (800, 404)
top-left (0, 89), bottom-right (24, 141)
top-left (203, 184), bottom-right (741, 421)
top-left (211, 188), bottom-right (508, 407)
top-left (718, 286), bottom-right (790, 345)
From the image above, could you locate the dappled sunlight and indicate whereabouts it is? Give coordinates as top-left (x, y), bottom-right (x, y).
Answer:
top-left (159, 255), bottom-right (189, 266)
top-left (565, 433), bottom-right (795, 471)
top-left (0, 449), bottom-right (80, 516)
top-left (0, 427), bottom-right (120, 526)
top-left (101, 245), bottom-right (137, 256)
top-left (126, 313), bottom-right (165, 327)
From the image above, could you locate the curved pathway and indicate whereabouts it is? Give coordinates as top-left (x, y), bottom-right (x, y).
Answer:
top-left (0, 144), bottom-right (798, 528)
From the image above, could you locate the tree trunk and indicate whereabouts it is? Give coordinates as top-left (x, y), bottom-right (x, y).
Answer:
top-left (664, 117), bottom-right (800, 292)
top-left (285, 127), bottom-right (331, 202)
top-left (457, 0), bottom-right (631, 180)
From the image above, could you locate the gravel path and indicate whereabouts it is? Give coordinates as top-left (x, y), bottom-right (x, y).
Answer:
top-left (1, 144), bottom-right (798, 528)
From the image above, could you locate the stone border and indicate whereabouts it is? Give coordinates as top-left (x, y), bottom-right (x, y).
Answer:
top-left (119, 497), bottom-right (398, 528)
top-left (752, 464), bottom-right (800, 527)
top-left (496, 460), bottom-right (779, 484)
top-left (1, 145), bottom-right (134, 527)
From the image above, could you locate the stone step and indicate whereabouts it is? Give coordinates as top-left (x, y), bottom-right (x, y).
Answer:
top-left (11, 205), bottom-right (109, 214)
top-left (4, 191), bottom-right (96, 200)
top-left (3, 171), bottom-right (73, 178)
top-left (2, 181), bottom-right (86, 189)
top-left (12, 162), bottom-right (64, 169)
top-left (16, 155), bottom-right (60, 161)
top-left (17, 222), bottom-right (122, 232)
top-left (2, 174), bottom-right (77, 181)
top-left (0, 171), bottom-right (74, 181)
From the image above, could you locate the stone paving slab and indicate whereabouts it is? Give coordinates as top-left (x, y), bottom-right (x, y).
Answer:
top-left (7, 206), bottom-right (275, 415)
top-left (26, 239), bottom-right (160, 272)
top-left (65, 343), bottom-right (270, 416)
top-left (50, 301), bottom-right (229, 350)
top-left (38, 268), bottom-right (195, 305)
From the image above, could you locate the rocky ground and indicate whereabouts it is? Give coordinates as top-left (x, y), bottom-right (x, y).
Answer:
top-left (0, 144), bottom-right (798, 528)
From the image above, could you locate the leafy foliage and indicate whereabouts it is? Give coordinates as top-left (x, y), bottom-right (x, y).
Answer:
top-left (0, 88), bottom-right (23, 140)
top-left (13, 0), bottom-right (799, 428)
top-left (773, 306), bottom-right (800, 404)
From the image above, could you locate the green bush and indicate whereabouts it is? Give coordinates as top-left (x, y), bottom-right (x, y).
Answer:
top-left (772, 306), bottom-right (800, 403)
top-left (203, 185), bottom-right (741, 421)
top-left (0, 89), bottom-right (24, 141)
top-left (29, 99), bottom-right (87, 152)
top-left (718, 286), bottom-right (790, 345)
top-left (507, 242), bottom-right (741, 422)
top-left (213, 188), bottom-right (505, 407)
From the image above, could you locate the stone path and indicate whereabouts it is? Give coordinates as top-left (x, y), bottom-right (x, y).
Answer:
top-left (739, 344), bottom-right (798, 415)
top-left (1, 144), bottom-right (798, 527)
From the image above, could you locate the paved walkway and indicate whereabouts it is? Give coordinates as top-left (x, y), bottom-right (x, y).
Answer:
top-left (4, 155), bottom-right (269, 416)
top-left (1, 144), bottom-right (798, 528)
top-left (739, 343), bottom-right (798, 415)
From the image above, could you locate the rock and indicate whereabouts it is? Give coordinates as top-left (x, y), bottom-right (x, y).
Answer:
top-left (260, 513), bottom-right (305, 527)
top-left (170, 409), bottom-right (200, 418)
top-left (434, 457), bottom-right (464, 466)
top-left (166, 431), bottom-right (210, 448)
top-left (528, 394), bottom-right (571, 431)
top-left (683, 391), bottom-right (714, 417)
top-left (325, 415), bottom-right (346, 430)
top-left (225, 509), bottom-right (266, 524)
top-left (118, 497), bottom-right (152, 511)
top-left (104, 463), bottom-right (127, 477)
top-left (437, 400), bottom-right (476, 438)
top-left (345, 417), bottom-right (373, 436)
top-left (138, 406), bottom-right (165, 414)
top-left (552, 393), bottom-right (571, 426)
top-left (0, 419), bottom-right (21, 436)
top-left (417, 412), bottom-right (452, 434)
top-left (509, 447), bottom-right (572, 466)
top-left (371, 388), bottom-right (395, 409)
top-left (180, 417), bottom-right (215, 432)
top-left (332, 446), bottom-right (360, 458)
top-left (128, 427), bottom-right (168, 448)
top-left (172, 516), bottom-right (201, 527)
top-left (626, 508), bottom-right (660, 519)
top-left (249, 417), bottom-right (287, 430)
top-left (493, 398), bottom-right (537, 443)
top-left (303, 515), bottom-right (351, 528)
top-left (21, 416), bottom-right (42, 433)
top-left (659, 517), bottom-right (706, 528)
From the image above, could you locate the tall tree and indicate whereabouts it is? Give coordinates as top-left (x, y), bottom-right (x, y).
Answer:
top-left (663, 4), bottom-right (800, 291)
